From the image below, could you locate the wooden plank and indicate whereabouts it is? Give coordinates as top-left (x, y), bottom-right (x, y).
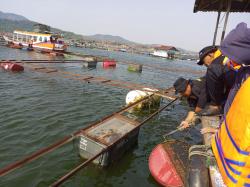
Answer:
top-left (201, 116), bottom-right (222, 187)
top-left (201, 116), bottom-right (220, 145)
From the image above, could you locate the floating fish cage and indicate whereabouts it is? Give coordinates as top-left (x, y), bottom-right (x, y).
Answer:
top-left (79, 114), bottom-right (140, 167)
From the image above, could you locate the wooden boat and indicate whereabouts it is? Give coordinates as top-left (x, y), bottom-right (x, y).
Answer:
top-left (3, 30), bottom-right (67, 52)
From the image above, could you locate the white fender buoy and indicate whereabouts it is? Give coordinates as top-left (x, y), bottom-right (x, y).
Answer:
top-left (126, 88), bottom-right (161, 111)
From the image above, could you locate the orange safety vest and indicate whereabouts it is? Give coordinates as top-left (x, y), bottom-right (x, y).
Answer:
top-left (214, 49), bottom-right (241, 71)
top-left (211, 77), bottom-right (250, 187)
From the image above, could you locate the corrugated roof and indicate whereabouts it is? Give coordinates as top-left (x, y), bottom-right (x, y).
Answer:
top-left (194, 0), bottom-right (250, 13)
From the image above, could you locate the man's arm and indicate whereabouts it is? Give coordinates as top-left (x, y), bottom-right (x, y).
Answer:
top-left (179, 111), bottom-right (198, 129)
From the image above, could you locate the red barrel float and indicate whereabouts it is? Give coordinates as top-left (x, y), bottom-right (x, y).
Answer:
top-left (103, 59), bottom-right (116, 68)
top-left (0, 61), bottom-right (24, 72)
top-left (149, 143), bottom-right (184, 187)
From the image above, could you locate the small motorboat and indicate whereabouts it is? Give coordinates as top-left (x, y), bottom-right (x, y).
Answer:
top-left (27, 47), bottom-right (34, 51)
top-left (0, 61), bottom-right (24, 72)
top-left (27, 44), bottom-right (34, 51)
top-left (7, 42), bottom-right (23, 49)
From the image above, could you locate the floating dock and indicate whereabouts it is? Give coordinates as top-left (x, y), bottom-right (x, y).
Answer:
top-left (201, 116), bottom-right (222, 187)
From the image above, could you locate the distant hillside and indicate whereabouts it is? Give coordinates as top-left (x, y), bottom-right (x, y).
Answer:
top-left (0, 19), bottom-right (36, 33)
top-left (0, 11), bottom-right (28, 21)
top-left (0, 11), bottom-right (135, 44)
top-left (0, 13), bottom-right (84, 40)
top-left (85, 34), bottom-right (136, 44)
top-left (177, 48), bottom-right (198, 55)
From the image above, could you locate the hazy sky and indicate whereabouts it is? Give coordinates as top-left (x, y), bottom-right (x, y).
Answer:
top-left (1, 0), bottom-right (250, 51)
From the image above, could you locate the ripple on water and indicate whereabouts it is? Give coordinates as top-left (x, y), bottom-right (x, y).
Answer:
top-left (0, 46), bottom-right (203, 187)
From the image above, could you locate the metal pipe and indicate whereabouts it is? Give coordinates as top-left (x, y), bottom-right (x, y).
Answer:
top-left (213, 11), bottom-right (221, 46)
top-left (0, 135), bottom-right (75, 177)
top-left (0, 94), bottom-right (154, 177)
top-left (50, 149), bottom-right (105, 187)
top-left (220, 0), bottom-right (231, 44)
top-left (24, 63), bottom-right (177, 98)
top-left (1, 57), bottom-right (204, 75)
top-left (50, 96), bottom-right (180, 186)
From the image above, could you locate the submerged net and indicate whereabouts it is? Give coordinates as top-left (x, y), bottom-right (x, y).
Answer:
top-left (162, 139), bottom-right (190, 183)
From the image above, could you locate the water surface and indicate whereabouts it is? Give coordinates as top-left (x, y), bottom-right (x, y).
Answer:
top-left (0, 46), bottom-right (204, 187)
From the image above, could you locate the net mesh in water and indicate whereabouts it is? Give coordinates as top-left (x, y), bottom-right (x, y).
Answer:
top-left (162, 139), bottom-right (190, 183)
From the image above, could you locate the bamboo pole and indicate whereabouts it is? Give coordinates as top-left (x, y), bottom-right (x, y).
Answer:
top-left (50, 97), bottom-right (180, 187)
top-left (0, 95), bottom-right (153, 177)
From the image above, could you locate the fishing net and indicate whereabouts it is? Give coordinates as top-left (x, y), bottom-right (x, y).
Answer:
top-left (161, 139), bottom-right (191, 183)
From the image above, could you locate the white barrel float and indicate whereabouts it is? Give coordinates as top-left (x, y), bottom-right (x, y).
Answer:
top-left (125, 88), bottom-right (161, 111)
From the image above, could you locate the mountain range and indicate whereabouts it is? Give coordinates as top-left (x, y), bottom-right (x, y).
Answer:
top-left (0, 11), bottom-right (28, 21)
top-left (0, 11), bottom-right (136, 44)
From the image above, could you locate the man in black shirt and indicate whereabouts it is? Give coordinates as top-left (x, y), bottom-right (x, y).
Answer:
top-left (197, 46), bottom-right (236, 111)
top-left (173, 77), bottom-right (207, 129)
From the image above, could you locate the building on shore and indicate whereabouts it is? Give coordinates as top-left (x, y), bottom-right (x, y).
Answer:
top-left (152, 45), bottom-right (178, 59)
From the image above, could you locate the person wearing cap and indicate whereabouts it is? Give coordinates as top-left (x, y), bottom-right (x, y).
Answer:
top-left (173, 77), bottom-right (207, 129)
top-left (197, 45), bottom-right (236, 113)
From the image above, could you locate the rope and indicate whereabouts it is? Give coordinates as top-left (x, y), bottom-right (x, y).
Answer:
top-left (189, 144), bottom-right (211, 153)
top-left (188, 151), bottom-right (214, 160)
top-left (188, 144), bottom-right (214, 160)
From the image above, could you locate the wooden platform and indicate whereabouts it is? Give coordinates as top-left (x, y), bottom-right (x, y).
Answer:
top-left (201, 116), bottom-right (226, 187)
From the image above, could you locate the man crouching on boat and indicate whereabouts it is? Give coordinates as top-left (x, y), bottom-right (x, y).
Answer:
top-left (173, 77), bottom-right (208, 129)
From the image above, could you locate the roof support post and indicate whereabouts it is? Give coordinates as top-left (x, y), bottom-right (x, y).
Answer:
top-left (213, 11), bottom-right (221, 46)
top-left (220, 0), bottom-right (232, 44)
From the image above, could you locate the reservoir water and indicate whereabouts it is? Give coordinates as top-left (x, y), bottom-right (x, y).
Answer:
top-left (0, 46), bottom-right (204, 187)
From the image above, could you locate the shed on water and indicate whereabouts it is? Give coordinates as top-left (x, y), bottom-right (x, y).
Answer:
top-left (193, 0), bottom-right (250, 45)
